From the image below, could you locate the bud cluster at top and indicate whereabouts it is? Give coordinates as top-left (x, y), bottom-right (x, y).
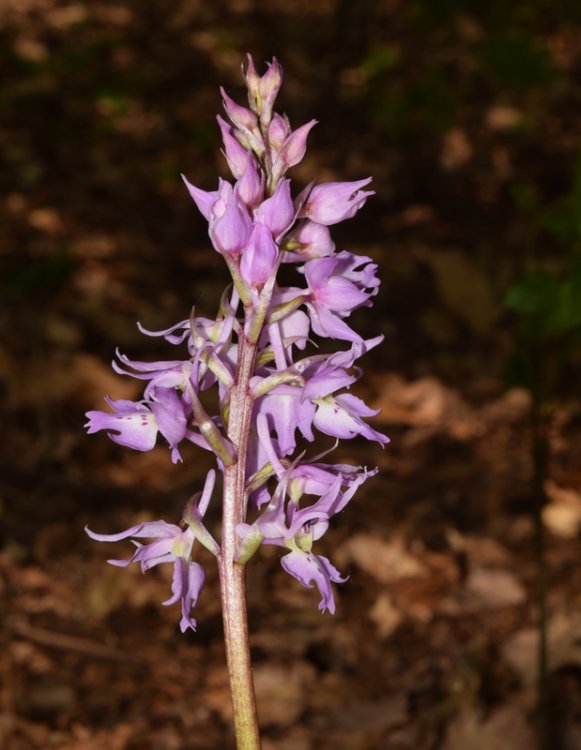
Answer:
top-left (85, 55), bottom-right (388, 632)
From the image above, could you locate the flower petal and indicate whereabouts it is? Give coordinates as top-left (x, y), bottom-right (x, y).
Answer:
top-left (280, 550), bottom-right (347, 614)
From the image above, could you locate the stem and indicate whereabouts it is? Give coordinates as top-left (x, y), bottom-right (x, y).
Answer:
top-left (219, 337), bottom-right (262, 750)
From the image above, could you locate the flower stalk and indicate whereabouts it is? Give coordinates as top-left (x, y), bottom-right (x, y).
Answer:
top-left (85, 55), bottom-right (387, 748)
top-left (220, 336), bottom-right (261, 748)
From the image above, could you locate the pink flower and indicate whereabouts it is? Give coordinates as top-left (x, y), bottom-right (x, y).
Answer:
top-left (254, 178), bottom-right (294, 238)
top-left (300, 178), bottom-right (374, 225)
top-left (209, 181), bottom-right (252, 256)
top-left (85, 471), bottom-right (217, 632)
top-left (240, 223), bottom-right (278, 287)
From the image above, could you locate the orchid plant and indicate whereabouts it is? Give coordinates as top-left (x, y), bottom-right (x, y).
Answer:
top-left (86, 55), bottom-right (387, 749)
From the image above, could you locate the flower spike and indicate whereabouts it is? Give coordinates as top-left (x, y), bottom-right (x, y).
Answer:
top-left (86, 54), bottom-right (386, 637)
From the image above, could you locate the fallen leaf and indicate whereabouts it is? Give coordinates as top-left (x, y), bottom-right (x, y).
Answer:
top-left (263, 727), bottom-right (312, 750)
top-left (341, 533), bottom-right (427, 583)
top-left (485, 105), bottom-right (524, 131)
top-left (441, 568), bottom-right (526, 615)
top-left (543, 480), bottom-right (581, 538)
top-left (441, 128), bottom-right (473, 170)
top-left (254, 662), bottom-right (316, 728)
top-left (370, 374), bottom-right (479, 439)
top-left (332, 694), bottom-right (408, 732)
top-left (443, 705), bottom-right (535, 750)
top-left (369, 593), bottom-right (404, 638)
top-left (503, 612), bottom-right (581, 686)
top-left (447, 531), bottom-right (512, 567)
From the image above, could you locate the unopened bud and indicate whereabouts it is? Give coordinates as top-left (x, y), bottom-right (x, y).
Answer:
top-left (280, 120), bottom-right (317, 169)
top-left (217, 115), bottom-right (249, 179)
top-left (259, 58), bottom-right (283, 101)
top-left (240, 223), bottom-right (278, 288)
top-left (235, 152), bottom-right (264, 209)
top-left (272, 120), bottom-right (317, 185)
top-left (242, 54), bottom-right (261, 109)
top-left (283, 220), bottom-right (335, 260)
top-left (242, 56), bottom-right (283, 126)
top-left (220, 86), bottom-right (258, 132)
top-left (268, 113), bottom-right (291, 151)
top-left (254, 178), bottom-right (294, 238)
top-left (181, 174), bottom-right (218, 221)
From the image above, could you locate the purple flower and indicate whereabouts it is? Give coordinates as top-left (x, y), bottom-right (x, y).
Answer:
top-left (305, 257), bottom-right (371, 312)
top-left (250, 412), bottom-right (377, 508)
top-left (86, 398), bottom-right (158, 452)
top-left (220, 86), bottom-right (258, 132)
top-left (209, 181), bottom-right (253, 256)
top-left (268, 113), bottom-right (290, 150)
top-left (313, 393), bottom-right (389, 446)
top-left (235, 152), bottom-right (264, 209)
top-left (271, 120), bottom-right (317, 182)
top-left (240, 223), bottom-right (278, 287)
top-left (255, 336), bottom-right (386, 455)
top-left (300, 178), bottom-right (374, 225)
top-left (281, 550), bottom-right (346, 614)
top-left (86, 472), bottom-right (217, 632)
top-left (258, 309), bottom-right (310, 372)
top-left (283, 220), bottom-right (335, 261)
top-left (217, 116), bottom-right (249, 179)
top-left (86, 391), bottom-right (189, 463)
top-left (258, 58), bottom-right (283, 102)
top-left (245, 56), bottom-right (282, 126)
top-left (300, 253), bottom-right (379, 342)
top-left (181, 175), bottom-right (218, 221)
top-left (237, 456), bottom-right (360, 612)
top-left (254, 178), bottom-right (295, 238)
top-left (86, 519), bottom-right (205, 631)
top-left (287, 461), bottom-right (375, 504)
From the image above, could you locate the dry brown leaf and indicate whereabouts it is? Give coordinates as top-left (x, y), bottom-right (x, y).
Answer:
top-left (543, 480), bottom-right (581, 538)
top-left (503, 612), bottom-right (581, 686)
top-left (332, 694), bottom-right (408, 733)
top-left (447, 531), bottom-right (512, 567)
top-left (341, 533), bottom-right (427, 583)
top-left (440, 568), bottom-right (526, 615)
top-left (485, 105), bottom-right (524, 131)
top-left (369, 592), bottom-right (404, 638)
top-left (480, 388), bottom-right (531, 424)
top-left (441, 128), bottom-right (473, 170)
top-left (370, 374), bottom-right (479, 439)
top-left (27, 206), bottom-right (64, 234)
top-left (263, 727), bottom-right (312, 750)
top-left (443, 705), bottom-right (535, 750)
top-left (56, 722), bottom-right (138, 750)
top-left (254, 662), bottom-right (316, 728)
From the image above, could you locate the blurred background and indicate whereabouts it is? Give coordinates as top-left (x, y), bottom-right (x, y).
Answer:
top-left (1, 1), bottom-right (581, 749)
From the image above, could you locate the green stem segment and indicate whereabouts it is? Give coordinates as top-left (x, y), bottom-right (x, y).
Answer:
top-left (219, 337), bottom-right (262, 750)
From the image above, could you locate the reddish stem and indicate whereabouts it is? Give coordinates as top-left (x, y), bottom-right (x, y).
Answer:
top-left (219, 336), bottom-right (262, 750)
